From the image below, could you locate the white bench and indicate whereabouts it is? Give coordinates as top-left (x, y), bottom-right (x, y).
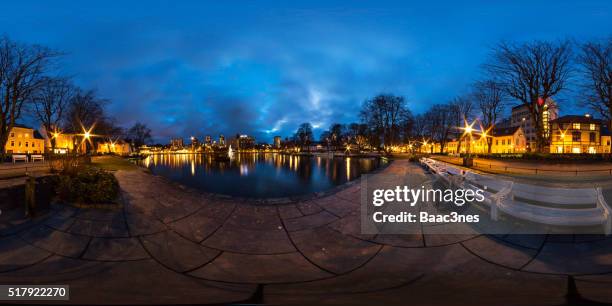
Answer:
top-left (424, 158), bottom-right (611, 235)
top-left (491, 183), bottom-right (611, 235)
top-left (12, 155), bottom-right (27, 163)
top-left (30, 155), bottom-right (44, 162)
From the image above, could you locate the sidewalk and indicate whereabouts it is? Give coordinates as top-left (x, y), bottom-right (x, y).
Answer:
top-left (0, 160), bottom-right (611, 304)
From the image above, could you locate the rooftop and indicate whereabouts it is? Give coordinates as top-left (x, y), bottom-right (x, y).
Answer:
top-left (550, 115), bottom-right (603, 124)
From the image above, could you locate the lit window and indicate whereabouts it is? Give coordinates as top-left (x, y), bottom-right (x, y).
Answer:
top-left (572, 132), bottom-right (581, 142)
top-left (572, 123), bottom-right (581, 129)
top-left (590, 124), bottom-right (596, 131)
top-left (572, 147), bottom-right (581, 154)
top-left (588, 147), bottom-right (596, 154)
top-left (557, 146), bottom-right (563, 153)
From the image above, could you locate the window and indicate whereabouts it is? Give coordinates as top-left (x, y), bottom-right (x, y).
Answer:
top-left (590, 124), bottom-right (596, 131)
top-left (10, 133), bottom-right (14, 137)
top-left (25, 142), bottom-right (28, 147)
top-left (572, 147), bottom-right (581, 154)
top-left (572, 123), bottom-right (581, 129)
top-left (588, 147), bottom-right (596, 154)
top-left (589, 132), bottom-right (596, 143)
top-left (572, 132), bottom-right (581, 142)
top-left (10, 141), bottom-right (14, 146)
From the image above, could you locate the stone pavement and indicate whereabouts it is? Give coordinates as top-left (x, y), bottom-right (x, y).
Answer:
top-left (0, 160), bottom-right (611, 305)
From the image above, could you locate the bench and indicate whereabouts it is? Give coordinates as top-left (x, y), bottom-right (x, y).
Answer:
top-left (31, 155), bottom-right (44, 162)
top-left (12, 155), bottom-right (27, 163)
top-left (424, 158), bottom-right (611, 235)
top-left (492, 183), bottom-right (611, 235)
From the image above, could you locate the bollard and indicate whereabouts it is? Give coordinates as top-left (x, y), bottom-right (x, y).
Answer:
top-left (25, 175), bottom-right (36, 217)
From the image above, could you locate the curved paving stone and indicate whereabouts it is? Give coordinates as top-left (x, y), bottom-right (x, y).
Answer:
top-left (203, 225), bottom-right (295, 254)
top-left (266, 245), bottom-right (446, 296)
top-left (125, 212), bottom-right (168, 236)
top-left (522, 239), bottom-right (612, 275)
top-left (284, 210), bottom-right (338, 232)
top-left (0, 236), bottom-right (51, 272)
top-left (68, 218), bottom-right (129, 238)
top-left (462, 235), bottom-right (537, 269)
top-left (289, 226), bottom-right (382, 274)
top-left (168, 209), bottom-right (224, 243)
top-left (224, 205), bottom-right (283, 231)
top-left (140, 231), bottom-right (220, 272)
top-left (315, 195), bottom-right (358, 217)
top-left (19, 225), bottom-right (90, 258)
top-left (575, 274), bottom-right (612, 303)
top-left (327, 213), bottom-right (377, 241)
top-left (188, 252), bottom-right (333, 283)
top-left (0, 255), bottom-right (112, 283)
top-left (75, 209), bottom-right (123, 221)
top-left (277, 204), bottom-right (303, 219)
top-left (295, 200), bottom-right (323, 215)
top-left (82, 237), bottom-right (149, 261)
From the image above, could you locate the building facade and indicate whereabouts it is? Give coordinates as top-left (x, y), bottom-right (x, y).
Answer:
top-left (274, 136), bottom-right (281, 149)
top-left (510, 99), bottom-right (558, 150)
top-left (3, 125), bottom-right (45, 154)
top-left (549, 115), bottom-right (611, 154)
top-left (96, 140), bottom-right (132, 155)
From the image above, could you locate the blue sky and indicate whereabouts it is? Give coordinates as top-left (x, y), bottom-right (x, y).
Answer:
top-left (2, 1), bottom-right (611, 142)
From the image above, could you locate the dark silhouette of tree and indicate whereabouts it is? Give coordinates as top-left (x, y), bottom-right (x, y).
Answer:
top-left (0, 36), bottom-right (59, 156)
top-left (33, 76), bottom-right (74, 152)
top-left (450, 95), bottom-right (475, 153)
top-left (487, 40), bottom-right (573, 152)
top-left (473, 80), bottom-right (507, 153)
top-left (579, 38), bottom-right (612, 150)
top-left (128, 122), bottom-right (152, 148)
top-left (360, 94), bottom-right (411, 150)
top-left (294, 122), bottom-right (313, 151)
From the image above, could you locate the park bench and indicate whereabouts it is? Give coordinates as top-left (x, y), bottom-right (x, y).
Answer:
top-left (12, 155), bottom-right (27, 163)
top-left (423, 158), bottom-right (611, 235)
top-left (491, 183), bottom-right (611, 235)
top-left (30, 155), bottom-right (44, 162)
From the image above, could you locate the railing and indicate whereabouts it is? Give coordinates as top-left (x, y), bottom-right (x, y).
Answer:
top-left (437, 158), bottom-right (612, 176)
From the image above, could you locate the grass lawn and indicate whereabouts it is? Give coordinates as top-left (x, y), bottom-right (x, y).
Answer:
top-left (91, 155), bottom-right (139, 171)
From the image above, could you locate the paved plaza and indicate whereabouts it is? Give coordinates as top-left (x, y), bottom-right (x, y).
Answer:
top-left (1, 160), bottom-right (612, 305)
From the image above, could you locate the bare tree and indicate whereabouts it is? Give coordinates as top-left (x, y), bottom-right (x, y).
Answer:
top-left (579, 38), bottom-right (612, 150)
top-left (0, 36), bottom-right (58, 156)
top-left (128, 122), bottom-right (152, 148)
top-left (473, 80), bottom-right (506, 153)
top-left (450, 96), bottom-right (474, 153)
top-left (360, 94), bottom-right (411, 150)
top-left (33, 76), bottom-right (74, 152)
top-left (423, 104), bottom-right (453, 153)
top-left (487, 40), bottom-right (573, 152)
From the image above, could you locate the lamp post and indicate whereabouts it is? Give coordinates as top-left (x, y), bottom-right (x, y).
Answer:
top-left (462, 120), bottom-right (475, 167)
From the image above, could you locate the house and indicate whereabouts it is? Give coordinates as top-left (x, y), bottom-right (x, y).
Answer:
top-left (3, 124), bottom-right (45, 154)
top-left (96, 140), bottom-right (132, 155)
top-left (490, 126), bottom-right (527, 153)
top-left (549, 115), bottom-right (611, 154)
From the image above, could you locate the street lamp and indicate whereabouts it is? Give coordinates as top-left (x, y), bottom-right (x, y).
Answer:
top-left (461, 120), bottom-right (477, 166)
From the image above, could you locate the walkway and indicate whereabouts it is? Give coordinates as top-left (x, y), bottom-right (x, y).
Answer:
top-left (0, 160), bottom-right (611, 305)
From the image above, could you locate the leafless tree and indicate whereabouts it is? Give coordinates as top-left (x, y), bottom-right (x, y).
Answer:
top-left (128, 122), bottom-right (152, 148)
top-left (579, 38), bottom-right (612, 150)
top-left (423, 104), bottom-right (453, 153)
top-left (33, 76), bottom-right (74, 152)
top-left (450, 96), bottom-right (475, 153)
top-left (487, 40), bottom-right (573, 152)
top-left (360, 94), bottom-right (411, 150)
top-left (0, 36), bottom-right (58, 156)
top-left (472, 80), bottom-right (506, 153)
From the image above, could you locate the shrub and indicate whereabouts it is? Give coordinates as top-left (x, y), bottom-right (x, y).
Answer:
top-left (57, 166), bottom-right (119, 204)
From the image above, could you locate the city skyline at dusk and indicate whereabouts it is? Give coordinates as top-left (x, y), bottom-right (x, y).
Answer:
top-left (2, 0), bottom-right (611, 142)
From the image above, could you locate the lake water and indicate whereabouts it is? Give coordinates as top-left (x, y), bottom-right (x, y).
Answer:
top-left (137, 153), bottom-right (386, 198)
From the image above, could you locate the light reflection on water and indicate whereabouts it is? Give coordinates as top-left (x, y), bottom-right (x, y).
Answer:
top-left (138, 153), bottom-right (385, 198)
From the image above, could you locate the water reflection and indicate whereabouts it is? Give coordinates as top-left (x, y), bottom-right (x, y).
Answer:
top-left (138, 153), bottom-right (385, 198)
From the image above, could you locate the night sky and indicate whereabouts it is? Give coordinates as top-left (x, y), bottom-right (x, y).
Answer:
top-left (2, 1), bottom-right (611, 143)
